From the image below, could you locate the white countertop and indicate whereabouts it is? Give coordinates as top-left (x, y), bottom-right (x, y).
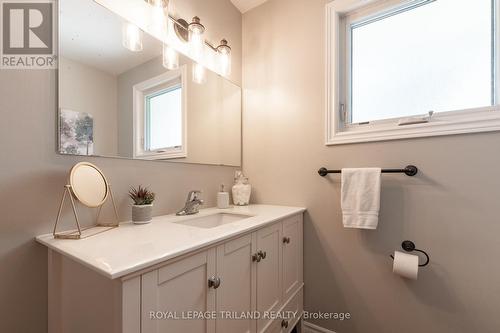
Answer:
top-left (36, 205), bottom-right (305, 279)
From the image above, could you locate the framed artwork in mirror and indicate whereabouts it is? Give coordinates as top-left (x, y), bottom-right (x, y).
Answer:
top-left (58, 109), bottom-right (94, 156)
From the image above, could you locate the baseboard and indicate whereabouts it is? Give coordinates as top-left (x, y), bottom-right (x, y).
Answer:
top-left (302, 321), bottom-right (336, 333)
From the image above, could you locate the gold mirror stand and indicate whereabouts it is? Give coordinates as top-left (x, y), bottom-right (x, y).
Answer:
top-left (53, 184), bottom-right (119, 239)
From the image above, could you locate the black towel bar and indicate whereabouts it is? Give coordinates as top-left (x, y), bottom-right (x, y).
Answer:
top-left (318, 165), bottom-right (418, 177)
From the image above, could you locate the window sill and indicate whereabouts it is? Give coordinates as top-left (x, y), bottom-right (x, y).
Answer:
top-left (326, 109), bottom-right (500, 145)
top-left (134, 150), bottom-right (187, 160)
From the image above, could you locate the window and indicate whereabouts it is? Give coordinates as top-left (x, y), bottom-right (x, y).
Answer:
top-left (326, 0), bottom-right (500, 144)
top-left (133, 67), bottom-right (187, 159)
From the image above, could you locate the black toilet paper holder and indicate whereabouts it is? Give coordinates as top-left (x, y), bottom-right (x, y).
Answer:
top-left (390, 240), bottom-right (430, 267)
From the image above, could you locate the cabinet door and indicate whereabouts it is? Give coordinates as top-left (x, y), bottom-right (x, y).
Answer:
top-left (282, 215), bottom-right (303, 301)
top-left (216, 234), bottom-right (256, 333)
top-left (141, 249), bottom-right (216, 333)
top-left (255, 223), bottom-right (283, 333)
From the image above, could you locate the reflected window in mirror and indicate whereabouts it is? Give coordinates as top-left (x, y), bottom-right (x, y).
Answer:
top-left (145, 85), bottom-right (182, 151)
top-left (133, 67), bottom-right (187, 160)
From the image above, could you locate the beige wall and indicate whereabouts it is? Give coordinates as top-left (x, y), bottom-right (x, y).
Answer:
top-left (242, 0), bottom-right (500, 332)
top-left (59, 57), bottom-right (119, 156)
top-left (0, 1), bottom-right (241, 332)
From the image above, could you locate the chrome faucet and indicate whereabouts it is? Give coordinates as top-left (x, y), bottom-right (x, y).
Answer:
top-left (176, 190), bottom-right (204, 216)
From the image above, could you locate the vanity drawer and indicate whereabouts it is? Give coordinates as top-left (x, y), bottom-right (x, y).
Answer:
top-left (280, 287), bottom-right (303, 333)
top-left (264, 287), bottom-right (303, 333)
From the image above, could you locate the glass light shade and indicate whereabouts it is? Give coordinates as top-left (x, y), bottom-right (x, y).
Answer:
top-left (192, 63), bottom-right (207, 84)
top-left (149, 0), bottom-right (167, 6)
top-left (163, 44), bottom-right (179, 70)
top-left (188, 17), bottom-right (205, 59)
top-left (150, 0), bottom-right (168, 37)
top-left (122, 22), bottom-right (143, 52)
top-left (217, 40), bottom-right (231, 76)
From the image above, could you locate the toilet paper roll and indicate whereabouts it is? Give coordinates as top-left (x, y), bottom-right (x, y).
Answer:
top-left (393, 250), bottom-right (419, 280)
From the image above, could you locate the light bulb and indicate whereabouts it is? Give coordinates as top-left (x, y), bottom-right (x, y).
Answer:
top-left (163, 44), bottom-right (179, 70)
top-left (188, 17), bottom-right (205, 59)
top-left (217, 39), bottom-right (231, 76)
top-left (192, 63), bottom-right (206, 84)
top-left (122, 22), bottom-right (143, 52)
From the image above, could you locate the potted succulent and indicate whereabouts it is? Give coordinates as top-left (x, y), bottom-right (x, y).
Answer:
top-left (128, 185), bottom-right (155, 224)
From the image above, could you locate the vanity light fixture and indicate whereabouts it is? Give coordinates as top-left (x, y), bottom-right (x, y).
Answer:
top-left (188, 16), bottom-right (205, 59)
top-left (122, 22), bottom-right (143, 52)
top-left (217, 39), bottom-right (232, 76)
top-left (122, 5), bottom-right (232, 77)
top-left (173, 18), bottom-right (189, 43)
top-left (192, 62), bottom-right (207, 84)
top-left (163, 43), bottom-right (179, 70)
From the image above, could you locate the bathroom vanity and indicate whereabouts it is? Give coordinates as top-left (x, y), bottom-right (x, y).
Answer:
top-left (37, 205), bottom-right (305, 333)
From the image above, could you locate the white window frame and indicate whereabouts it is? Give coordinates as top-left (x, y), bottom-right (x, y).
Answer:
top-left (326, 0), bottom-right (500, 145)
top-left (133, 65), bottom-right (188, 159)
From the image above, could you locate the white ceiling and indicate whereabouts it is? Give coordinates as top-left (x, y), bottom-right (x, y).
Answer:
top-left (230, 0), bottom-right (270, 13)
top-left (60, 0), bottom-right (162, 76)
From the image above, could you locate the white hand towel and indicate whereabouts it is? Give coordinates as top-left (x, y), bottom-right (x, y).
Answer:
top-left (341, 168), bottom-right (381, 229)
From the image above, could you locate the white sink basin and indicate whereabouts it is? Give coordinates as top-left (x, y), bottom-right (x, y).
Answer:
top-left (174, 213), bottom-right (252, 229)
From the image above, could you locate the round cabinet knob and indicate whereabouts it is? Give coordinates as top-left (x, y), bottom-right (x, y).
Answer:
top-left (258, 250), bottom-right (267, 260)
top-left (282, 237), bottom-right (291, 244)
top-left (208, 276), bottom-right (221, 289)
top-left (252, 253), bottom-right (261, 262)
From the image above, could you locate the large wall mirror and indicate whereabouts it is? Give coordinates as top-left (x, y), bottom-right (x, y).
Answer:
top-left (58, 0), bottom-right (241, 166)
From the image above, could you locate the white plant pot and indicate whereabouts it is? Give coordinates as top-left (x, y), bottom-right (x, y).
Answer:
top-left (132, 204), bottom-right (153, 224)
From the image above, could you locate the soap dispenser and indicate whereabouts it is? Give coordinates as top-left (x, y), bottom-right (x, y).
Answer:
top-left (217, 184), bottom-right (230, 209)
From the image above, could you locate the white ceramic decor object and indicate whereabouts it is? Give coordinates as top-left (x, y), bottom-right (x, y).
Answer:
top-left (70, 162), bottom-right (108, 207)
top-left (232, 171), bottom-right (251, 206)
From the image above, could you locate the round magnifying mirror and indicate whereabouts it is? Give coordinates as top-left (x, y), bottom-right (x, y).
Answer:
top-left (69, 162), bottom-right (109, 208)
